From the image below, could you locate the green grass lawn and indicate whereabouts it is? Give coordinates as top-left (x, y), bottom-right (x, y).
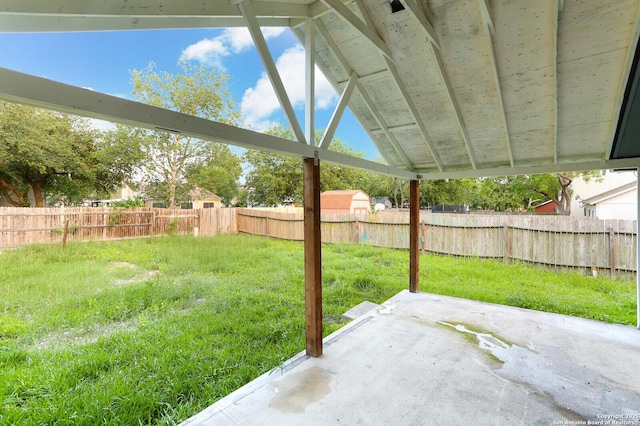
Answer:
top-left (0, 235), bottom-right (636, 424)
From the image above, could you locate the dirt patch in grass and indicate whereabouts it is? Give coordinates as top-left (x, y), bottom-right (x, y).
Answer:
top-left (33, 321), bottom-right (138, 349)
top-left (114, 269), bottom-right (161, 286)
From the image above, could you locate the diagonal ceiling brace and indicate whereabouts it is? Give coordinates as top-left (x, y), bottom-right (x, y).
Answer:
top-left (552, 0), bottom-right (560, 164)
top-left (320, 0), bottom-right (393, 61)
top-left (319, 72), bottom-right (358, 148)
top-left (0, 67), bottom-right (420, 180)
top-left (479, 0), bottom-right (514, 167)
top-left (428, 42), bottom-right (478, 169)
top-left (305, 17), bottom-right (316, 145)
top-left (382, 56), bottom-right (445, 171)
top-left (312, 19), bottom-right (413, 169)
top-left (402, 0), bottom-right (440, 50)
top-left (237, 0), bottom-right (307, 144)
top-left (354, 0), bottom-right (444, 171)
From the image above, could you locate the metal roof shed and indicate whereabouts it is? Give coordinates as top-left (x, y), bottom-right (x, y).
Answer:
top-left (320, 189), bottom-right (371, 215)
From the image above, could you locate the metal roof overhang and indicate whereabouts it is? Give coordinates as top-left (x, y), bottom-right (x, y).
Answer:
top-left (1, 0), bottom-right (640, 180)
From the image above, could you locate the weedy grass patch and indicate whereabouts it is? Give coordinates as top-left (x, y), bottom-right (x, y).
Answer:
top-left (0, 235), bottom-right (635, 424)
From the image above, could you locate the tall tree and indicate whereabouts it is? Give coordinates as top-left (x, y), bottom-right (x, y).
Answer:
top-left (243, 126), bottom-right (372, 206)
top-left (186, 142), bottom-right (242, 206)
top-left (0, 102), bottom-right (141, 207)
top-left (474, 176), bottom-right (533, 212)
top-left (420, 179), bottom-right (477, 207)
top-left (526, 171), bottom-right (601, 215)
top-left (131, 62), bottom-right (241, 208)
top-left (244, 127), bottom-right (302, 206)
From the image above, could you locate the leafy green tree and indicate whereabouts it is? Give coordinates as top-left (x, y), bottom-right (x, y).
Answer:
top-left (474, 176), bottom-right (532, 212)
top-left (0, 102), bottom-right (142, 207)
top-left (421, 179), bottom-right (477, 207)
top-left (244, 126), bottom-right (372, 206)
top-left (186, 142), bottom-right (242, 206)
top-left (131, 62), bottom-right (241, 208)
top-left (244, 126), bottom-right (302, 206)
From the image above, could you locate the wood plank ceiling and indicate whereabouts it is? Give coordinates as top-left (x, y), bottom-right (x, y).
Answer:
top-left (1, 0), bottom-right (640, 180)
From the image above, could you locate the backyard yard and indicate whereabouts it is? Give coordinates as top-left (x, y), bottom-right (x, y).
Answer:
top-left (0, 234), bottom-right (636, 424)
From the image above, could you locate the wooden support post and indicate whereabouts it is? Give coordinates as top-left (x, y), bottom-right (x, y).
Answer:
top-left (410, 180), bottom-right (420, 293)
top-left (303, 157), bottom-right (323, 357)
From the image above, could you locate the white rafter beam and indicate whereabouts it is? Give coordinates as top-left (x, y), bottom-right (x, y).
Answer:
top-left (312, 20), bottom-right (413, 169)
top-left (402, 0), bottom-right (440, 50)
top-left (319, 72), bottom-right (358, 148)
top-left (0, 67), bottom-right (419, 180)
top-left (320, 0), bottom-right (393, 60)
top-left (479, 0), bottom-right (514, 167)
top-left (552, 0), bottom-right (560, 164)
top-left (428, 43), bottom-right (478, 169)
top-left (382, 56), bottom-right (445, 171)
top-left (354, 0), bottom-right (444, 171)
top-left (0, 1), bottom-right (304, 32)
top-left (237, 0), bottom-right (306, 144)
top-left (0, 0), bottom-right (305, 16)
top-left (305, 18), bottom-right (316, 146)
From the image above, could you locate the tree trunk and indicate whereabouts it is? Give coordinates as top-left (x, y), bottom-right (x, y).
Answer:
top-left (31, 182), bottom-right (45, 207)
top-left (0, 177), bottom-right (29, 206)
top-left (556, 174), bottom-right (573, 215)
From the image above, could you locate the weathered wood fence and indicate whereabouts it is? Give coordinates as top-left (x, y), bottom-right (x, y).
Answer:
top-left (2, 207), bottom-right (637, 275)
top-left (237, 209), bottom-right (637, 276)
top-left (0, 207), bottom-right (237, 248)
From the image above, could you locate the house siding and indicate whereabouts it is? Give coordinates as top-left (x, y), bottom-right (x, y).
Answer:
top-left (570, 171), bottom-right (637, 216)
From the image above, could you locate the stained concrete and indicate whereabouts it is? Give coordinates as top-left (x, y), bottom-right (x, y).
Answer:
top-left (341, 300), bottom-right (378, 321)
top-left (181, 290), bottom-right (640, 425)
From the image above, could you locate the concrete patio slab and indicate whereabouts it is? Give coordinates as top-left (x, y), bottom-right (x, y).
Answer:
top-left (181, 290), bottom-right (640, 426)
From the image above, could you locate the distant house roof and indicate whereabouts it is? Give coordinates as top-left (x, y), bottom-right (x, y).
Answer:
top-left (533, 200), bottom-right (555, 209)
top-left (189, 187), bottom-right (221, 201)
top-left (581, 182), bottom-right (637, 205)
top-left (321, 190), bottom-right (369, 210)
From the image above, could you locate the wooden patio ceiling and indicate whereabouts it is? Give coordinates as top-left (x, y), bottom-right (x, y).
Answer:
top-left (1, 0), bottom-right (640, 180)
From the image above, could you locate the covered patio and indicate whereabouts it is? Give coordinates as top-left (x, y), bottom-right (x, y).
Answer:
top-left (1, 0), bottom-right (640, 423)
top-left (182, 290), bottom-right (640, 425)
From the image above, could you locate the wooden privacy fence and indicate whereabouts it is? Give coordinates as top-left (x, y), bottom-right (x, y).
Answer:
top-left (3, 207), bottom-right (637, 275)
top-left (237, 209), bottom-right (637, 276)
top-left (0, 207), bottom-right (237, 248)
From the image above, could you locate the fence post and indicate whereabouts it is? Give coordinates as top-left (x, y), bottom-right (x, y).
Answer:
top-left (503, 225), bottom-right (511, 263)
top-left (421, 222), bottom-right (427, 252)
top-left (355, 217), bottom-right (360, 243)
top-left (608, 227), bottom-right (617, 278)
top-left (61, 216), bottom-right (69, 250)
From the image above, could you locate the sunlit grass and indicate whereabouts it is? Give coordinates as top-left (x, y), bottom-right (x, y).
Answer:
top-left (0, 235), bottom-right (635, 424)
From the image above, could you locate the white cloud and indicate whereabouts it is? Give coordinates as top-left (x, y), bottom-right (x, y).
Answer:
top-left (180, 27), bottom-right (286, 68)
top-left (240, 44), bottom-right (338, 130)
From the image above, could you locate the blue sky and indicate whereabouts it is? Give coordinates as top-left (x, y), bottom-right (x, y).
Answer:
top-left (0, 28), bottom-right (381, 159)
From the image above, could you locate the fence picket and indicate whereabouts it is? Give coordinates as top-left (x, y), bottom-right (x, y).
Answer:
top-left (1, 207), bottom-right (637, 276)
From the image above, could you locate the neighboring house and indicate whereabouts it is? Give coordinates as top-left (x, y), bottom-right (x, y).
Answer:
top-left (580, 181), bottom-right (637, 220)
top-left (189, 188), bottom-right (222, 209)
top-left (191, 194), bottom-right (222, 209)
top-left (571, 170), bottom-right (637, 217)
top-left (371, 196), bottom-right (392, 212)
top-left (321, 190), bottom-right (371, 215)
top-left (534, 200), bottom-right (557, 214)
